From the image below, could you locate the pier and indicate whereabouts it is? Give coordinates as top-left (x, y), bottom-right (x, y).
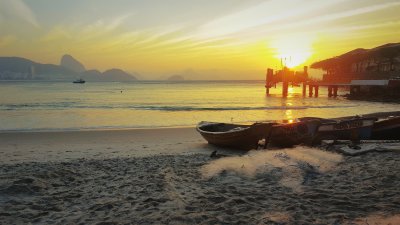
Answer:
top-left (304, 82), bottom-right (349, 98)
top-left (264, 67), bottom-right (399, 98)
top-left (265, 66), bottom-right (348, 98)
top-left (265, 43), bottom-right (400, 99)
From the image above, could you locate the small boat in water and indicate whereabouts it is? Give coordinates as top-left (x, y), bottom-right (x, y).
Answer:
top-left (299, 117), bottom-right (376, 144)
top-left (196, 121), bottom-right (275, 150)
top-left (73, 78), bottom-right (85, 84)
top-left (269, 120), bottom-right (321, 147)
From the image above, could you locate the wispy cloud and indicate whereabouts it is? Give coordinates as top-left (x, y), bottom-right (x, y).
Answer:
top-left (269, 1), bottom-right (400, 32)
top-left (40, 13), bottom-right (134, 43)
top-left (194, 0), bottom-right (400, 41)
top-left (83, 14), bottom-right (133, 33)
top-left (40, 27), bottom-right (71, 42)
top-left (195, 0), bottom-right (347, 39)
top-left (0, 0), bottom-right (39, 27)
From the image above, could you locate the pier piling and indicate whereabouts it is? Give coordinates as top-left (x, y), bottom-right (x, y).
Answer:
top-left (282, 81), bottom-right (289, 97)
top-left (333, 86), bottom-right (338, 97)
top-left (309, 85), bottom-right (313, 97)
top-left (265, 69), bottom-right (273, 95)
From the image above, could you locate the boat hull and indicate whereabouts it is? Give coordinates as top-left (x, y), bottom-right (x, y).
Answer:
top-left (196, 122), bottom-right (274, 150)
top-left (371, 116), bottom-right (400, 140)
top-left (73, 78), bottom-right (85, 84)
top-left (313, 118), bottom-right (375, 143)
top-left (269, 120), bottom-right (320, 147)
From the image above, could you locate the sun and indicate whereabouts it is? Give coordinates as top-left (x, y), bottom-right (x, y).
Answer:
top-left (271, 35), bottom-right (313, 68)
top-left (277, 51), bottom-right (311, 68)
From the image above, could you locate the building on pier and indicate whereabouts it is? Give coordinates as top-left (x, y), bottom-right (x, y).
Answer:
top-left (311, 43), bottom-right (400, 83)
top-left (265, 43), bottom-right (400, 98)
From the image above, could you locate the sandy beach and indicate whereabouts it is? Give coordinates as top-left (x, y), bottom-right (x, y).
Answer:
top-left (1, 128), bottom-right (400, 224)
top-left (0, 127), bottom-right (210, 164)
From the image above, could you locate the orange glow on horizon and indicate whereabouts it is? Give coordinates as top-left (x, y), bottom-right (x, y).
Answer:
top-left (1, 1), bottom-right (399, 79)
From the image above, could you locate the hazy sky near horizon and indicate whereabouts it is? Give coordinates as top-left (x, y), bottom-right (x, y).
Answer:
top-left (0, 0), bottom-right (399, 79)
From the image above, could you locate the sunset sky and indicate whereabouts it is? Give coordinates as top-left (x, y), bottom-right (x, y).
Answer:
top-left (0, 0), bottom-right (399, 79)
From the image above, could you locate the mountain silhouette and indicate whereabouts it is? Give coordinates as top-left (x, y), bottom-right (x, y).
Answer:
top-left (60, 54), bottom-right (86, 73)
top-left (167, 75), bottom-right (185, 81)
top-left (81, 68), bottom-right (137, 81)
top-left (0, 55), bottom-right (138, 81)
top-left (0, 57), bottom-right (77, 80)
top-left (102, 69), bottom-right (137, 81)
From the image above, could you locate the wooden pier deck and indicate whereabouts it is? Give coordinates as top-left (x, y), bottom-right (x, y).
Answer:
top-left (265, 67), bottom-right (399, 98)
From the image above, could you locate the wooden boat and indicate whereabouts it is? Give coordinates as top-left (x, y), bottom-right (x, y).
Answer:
top-left (269, 120), bottom-right (321, 147)
top-left (326, 111), bottom-right (400, 121)
top-left (371, 116), bottom-right (400, 140)
top-left (300, 117), bottom-right (376, 144)
top-left (356, 111), bottom-right (400, 140)
top-left (196, 121), bottom-right (275, 150)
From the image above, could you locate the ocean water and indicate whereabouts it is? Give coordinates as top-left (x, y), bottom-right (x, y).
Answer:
top-left (0, 80), bottom-right (398, 131)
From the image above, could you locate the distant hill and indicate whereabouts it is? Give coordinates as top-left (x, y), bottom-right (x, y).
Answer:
top-left (167, 75), bottom-right (185, 81)
top-left (81, 68), bottom-right (137, 81)
top-left (101, 69), bottom-right (137, 81)
top-left (0, 55), bottom-right (138, 81)
top-left (0, 57), bottom-right (35, 71)
top-left (60, 54), bottom-right (86, 73)
top-left (81, 69), bottom-right (102, 81)
top-left (0, 57), bottom-right (78, 80)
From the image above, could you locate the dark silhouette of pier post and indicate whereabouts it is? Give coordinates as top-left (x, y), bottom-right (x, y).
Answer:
top-left (333, 86), bottom-right (338, 97)
top-left (302, 83), bottom-right (307, 97)
top-left (265, 68), bottom-right (274, 95)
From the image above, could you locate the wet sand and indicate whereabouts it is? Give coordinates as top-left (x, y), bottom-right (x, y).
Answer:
top-left (1, 128), bottom-right (400, 224)
top-left (0, 127), bottom-right (211, 164)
